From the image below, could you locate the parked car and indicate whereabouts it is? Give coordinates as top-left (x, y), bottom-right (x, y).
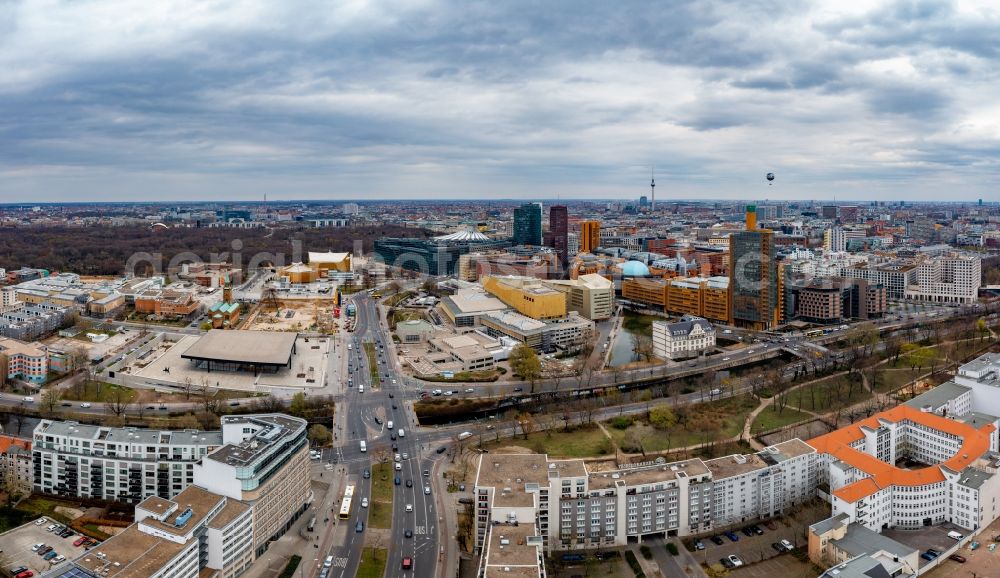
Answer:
top-left (720, 557), bottom-right (735, 569)
top-left (779, 539), bottom-right (793, 551)
top-left (693, 540), bottom-right (705, 550)
top-left (15, 571), bottom-right (33, 578)
top-left (948, 554), bottom-right (966, 563)
top-left (772, 542), bottom-right (786, 553)
top-left (741, 527), bottom-right (755, 537)
top-left (52, 555), bottom-right (65, 564)
top-left (727, 555), bottom-right (743, 567)
top-left (724, 531), bottom-right (739, 542)
top-left (750, 524), bottom-right (764, 535)
top-left (43, 551), bottom-right (58, 561)
top-left (710, 535), bottom-right (725, 545)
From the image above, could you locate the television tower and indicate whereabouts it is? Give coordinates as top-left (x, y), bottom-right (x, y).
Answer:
top-left (650, 167), bottom-right (656, 212)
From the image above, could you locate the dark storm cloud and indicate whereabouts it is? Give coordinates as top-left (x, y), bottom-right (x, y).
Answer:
top-left (0, 0), bottom-right (996, 201)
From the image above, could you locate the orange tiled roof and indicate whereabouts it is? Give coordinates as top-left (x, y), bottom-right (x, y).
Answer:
top-left (0, 435), bottom-right (31, 453)
top-left (807, 405), bottom-right (994, 503)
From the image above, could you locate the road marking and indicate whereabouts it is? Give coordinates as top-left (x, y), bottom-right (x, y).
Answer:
top-left (415, 525), bottom-right (426, 535)
top-left (332, 557), bottom-right (348, 568)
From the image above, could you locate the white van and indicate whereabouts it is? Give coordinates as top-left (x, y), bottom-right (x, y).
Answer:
top-left (358, 384), bottom-right (364, 393)
top-left (387, 421), bottom-right (394, 430)
top-left (457, 431), bottom-right (472, 441)
top-left (359, 441), bottom-right (367, 453)
top-left (398, 429), bottom-right (405, 438)
top-left (324, 556), bottom-right (334, 568)
top-left (948, 531), bottom-right (963, 540)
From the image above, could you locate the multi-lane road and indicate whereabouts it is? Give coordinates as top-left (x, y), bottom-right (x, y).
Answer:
top-left (321, 294), bottom-right (440, 578)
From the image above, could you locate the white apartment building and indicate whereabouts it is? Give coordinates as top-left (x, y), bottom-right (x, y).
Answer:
top-left (62, 485), bottom-right (254, 578)
top-left (808, 372), bottom-right (1000, 535)
top-left (474, 439), bottom-right (817, 559)
top-left (652, 316), bottom-right (715, 360)
top-left (903, 254), bottom-right (981, 304)
top-left (839, 262), bottom-right (917, 299)
top-left (823, 227), bottom-right (865, 253)
top-left (32, 421), bottom-right (223, 503)
top-left (193, 414), bottom-right (311, 557)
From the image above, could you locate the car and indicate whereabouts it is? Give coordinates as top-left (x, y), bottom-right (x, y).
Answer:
top-left (432, 389), bottom-right (443, 396)
top-left (720, 557), bottom-right (735, 569)
top-left (948, 554), bottom-right (966, 563)
top-left (60, 402), bottom-right (72, 407)
top-left (424, 486), bottom-right (431, 495)
top-left (15, 572), bottom-right (33, 578)
top-left (405, 479), bottom-right (412, 488)
top-left (727, 554), bottom-right (743, 567)
top-left (47, 524), bottom-right (57, 531)
top-left (53, 555), bottom-right (65, 564)
top-left (751, 524), bottom-right (764, 535)
top-left (60, 529), bottom-right (74, 538)
top-left (402, 452), bottom-right (409, 460)
top-left (741, 527), bottom-right (754, 537)
top-left (405, 504), bottom-right (413, 512)
top-left (423, 469), bottom-right (430, 477)
top-left (23, 396), bottom-right (34, 402)
top-left (443, 390), bottom-right (453, 396)
top-left (390, 433), bottom-right (397, 440)
top-left (374, 416), bottom-right (382, 425)
top-left (32, 543), bottom-right (45, 552)
top-left (401, 557), bottom-right (412, 571)
top-left (724, 531), bottom-right (739, 542)
top-left (361, 497), bottom-right (369, 508)
top-left (772, 542), bottom-right (785, 553)
top-left (74, 537), bottom-right (87, 547)
top-left (355, 521), bottom-right (364, 533)
top-left (465, 388), bottom-right (475, 393)
top-left (80, 403), bottom-right (91, 408)
top-left (693, 540), bottom-right (705, 550)
top-left (779, 539), bottom-right (793, 551)
top-left (926, 549), bottom-right (941, 558)
top-left (394, 476), bottom-right (401, 485)
top-left (709, 535), bottom-right (725, 545)
top-left (512, 386), bottom-right (523, 392)
top-left (388, 393), bottom-right (394, 399)
top-left (38, 546), bottom-right (52, 556)
top-left (10, 567), bottom-right (27, 576)
top-left (395, 462), bottom-right (402, 471)
top-left (145, 405), bottom-right (155, 410)
top-left (921, 552), bottom-right (937, 561)
top-left (34, 518), bottom-right (47, 526)
top-left (392, 444), bottom-right (398, 451)
top-left (363, 469), bottom-right (370, 479)
top-left (43, 551), bottom-right (58, 561)
top-left (404, 529), bottom-right (413, 538)
top-left (394, 453), bottom-right (401, 462)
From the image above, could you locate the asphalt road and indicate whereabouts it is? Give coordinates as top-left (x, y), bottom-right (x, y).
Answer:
top-left (324, 294), bottom-right (440, 578)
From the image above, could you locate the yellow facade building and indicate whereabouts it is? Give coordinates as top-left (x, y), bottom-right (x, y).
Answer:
top-left (481, 276), bottom-right (566, 320)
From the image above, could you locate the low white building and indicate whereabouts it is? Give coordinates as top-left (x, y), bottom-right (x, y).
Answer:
top-left (652, 316), bottom-right (715, 360)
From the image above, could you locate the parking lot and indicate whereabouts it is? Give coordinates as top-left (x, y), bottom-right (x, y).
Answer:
top-left (921, 517), bottom-right (1000, 578)
top-left (882, 523), bottom-right (966, 571)
top-left (0, 517), bottom-right (93, 576)
top-left (690, 521), bottom-right (805, 571)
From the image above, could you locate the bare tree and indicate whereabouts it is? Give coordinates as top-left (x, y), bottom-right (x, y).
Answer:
top-left (40, 388), bottom-right (61, 416)
top-left (104, 386), bottom-right (133, 418)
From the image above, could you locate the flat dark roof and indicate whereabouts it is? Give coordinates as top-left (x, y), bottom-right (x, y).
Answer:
top-left (181, 330), bottom-right (297, 366)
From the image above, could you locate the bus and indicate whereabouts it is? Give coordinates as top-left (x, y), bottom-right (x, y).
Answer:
top-left (338, 484), bottom-right (355, 520)
top-left (804, 329), bottom-right (824, 338)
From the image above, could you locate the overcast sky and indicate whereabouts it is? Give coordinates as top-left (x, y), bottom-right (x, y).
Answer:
top-left (1, 0), bottom-right (998, 203)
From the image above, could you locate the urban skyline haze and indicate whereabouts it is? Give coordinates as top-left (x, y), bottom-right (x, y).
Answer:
top-left (1, 0), bottom-right (998, 202)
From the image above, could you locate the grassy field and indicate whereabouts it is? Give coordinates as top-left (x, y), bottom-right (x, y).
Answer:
top-left (751, 405), bottom-right (813, 433)
top-left (363, 342), bottom-right (380, 387)
top-left (485, 424), bottom-right (613, 458)
top-left (0, 507), bottom-right (37, 533)
top-left (389, 308), bottom-right (422, 329)
top-left (606, 394), bottom-right (759, 452)
top-left (368, 462), bottom-right (394, 529)
top-left (17, 495), bottom-right (79, 524)
top-left (871, 368), bottom-right (916, 393)
top-left (356, 547), bottom-right (387, 578)
top-left (58, 381), bottom-right (249, 403)
top-left (788, 374), bottom-right (871, 412)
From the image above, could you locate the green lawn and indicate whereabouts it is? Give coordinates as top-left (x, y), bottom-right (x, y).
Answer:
top-left (17, 495), bottom-right (80, 524)
top-left (356, 548), bottom-right (387, 578)
top-left (0, 507), bottom-right (36, 533)
top-left (363, 342), bottom-right (380, 386)
top-left (368, 501), bottom-right (393, 529)
top-left (485, 424), bottom-right (613, 458)
top-left (58, 381), bottom-right (137, 403)
top-left (789, 374), bottom-right (871, 412)
top-left (751, 405), bottom-right (812, 433)
top-left (606, 394), bottom-right (759, 452)
top-left (871, 368), bottom-right (916, 393)
top-left (370, 463), bottom-right (394, 502)
top-left (368, 462), bottom-right (394, 529)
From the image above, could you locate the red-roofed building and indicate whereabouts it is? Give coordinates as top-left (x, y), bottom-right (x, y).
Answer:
top-left (807, 404), bottom-right (1000, 533)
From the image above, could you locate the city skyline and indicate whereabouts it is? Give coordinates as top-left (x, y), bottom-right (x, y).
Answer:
top-left (2, 1), bottom-right (1000, 202)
